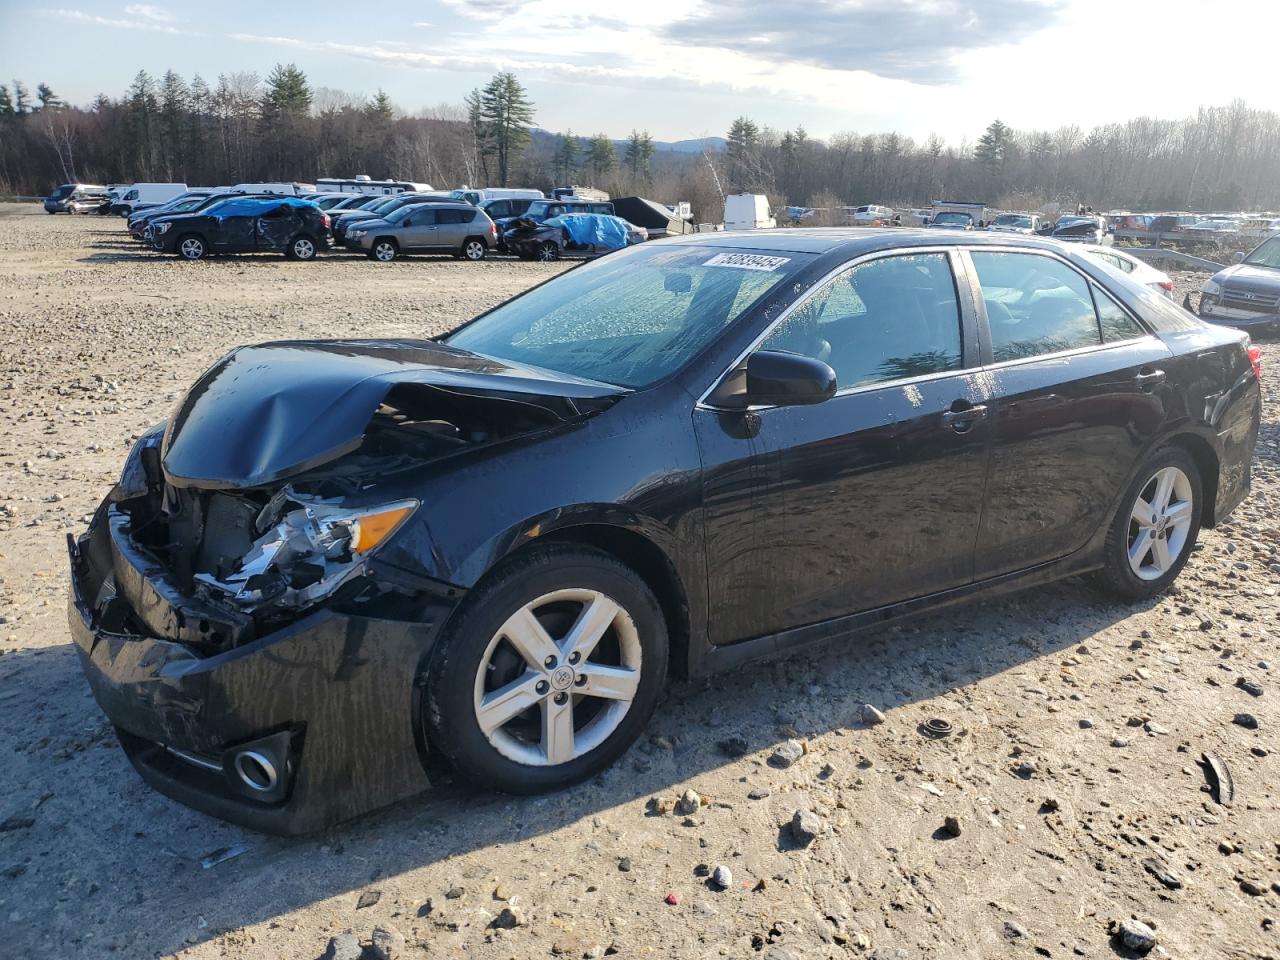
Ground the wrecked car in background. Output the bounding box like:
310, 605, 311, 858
1198, 234, 1280, 332
505, 213, 642, 261
70, 230, 1260, 834
150, 196, 330, 261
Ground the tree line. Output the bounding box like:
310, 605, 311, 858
4, 65, 1280, 222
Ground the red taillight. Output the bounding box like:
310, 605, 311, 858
1159, 280, 1173, 292
490, 222, 497, 237
1247, 343, 1262, 381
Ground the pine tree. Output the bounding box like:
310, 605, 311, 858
553, 130, 578, 184
588, 134, 615, 183
726, 116, 767, 192
36, 83, 64, 110
159, 70, 189, 176
974, 119, 1012, 172
12, 80, 30, 113
264, 63, 311, 117
624, 129, 655, 184
127, 70, 158, 176
0, 85, 13, 119
365, 90, 394, 123
477, 72, 534, 186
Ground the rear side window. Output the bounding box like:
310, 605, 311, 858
436, 208, 471, 224
1092, 284, 1145, 342
970, 252, 1101, 361
486, 200, 511, 218
762, 253, 964, 389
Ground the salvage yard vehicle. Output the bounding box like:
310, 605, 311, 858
1080, 244, 1175, 297
505, 213, 641, 261
1198, 234, 1280, 332
350, 200, 498, 262
128, 191, 238, 240
1049, 215, 1107, 244
43, 183, 111, 214
150, 196, 330, 261
69, 229, 1261, 834
109, 182, 188, 217
927, 211, 976, 230
987, 213, 1042, 235
332, 193, 455, 245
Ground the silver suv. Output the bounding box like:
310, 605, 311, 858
349, 201, 497, 262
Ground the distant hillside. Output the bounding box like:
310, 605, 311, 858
529, 130, 726, 154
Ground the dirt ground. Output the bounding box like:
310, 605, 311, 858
1, 205, 1278, 960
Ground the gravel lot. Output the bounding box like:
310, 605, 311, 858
1, 205, 1279, 960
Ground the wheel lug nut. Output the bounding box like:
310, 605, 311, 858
568, 652, 580, 665
536, 680, 549, 695
575, 674, 588, 686
544, 655, 557, 669
554, 692, 568, 705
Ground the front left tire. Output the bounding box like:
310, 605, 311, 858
425, 544, 668, 793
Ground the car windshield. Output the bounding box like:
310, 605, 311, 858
384, 204, 424, 223
445, 244, 812, 388
50, 185, 75, 199
993, 215, 1032, 228
1245, 237, 1280, 269
934, 213, 970, 225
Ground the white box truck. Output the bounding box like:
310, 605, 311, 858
111, 183, 188, 216
723, 193, 776, 231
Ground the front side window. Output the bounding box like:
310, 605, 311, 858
1245, 237, 1280, 269
445, 244, 809, 388
971, 251, 1101, 361
761, 253, 964, 389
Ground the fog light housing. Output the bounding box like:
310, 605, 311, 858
222, 729, 299, 804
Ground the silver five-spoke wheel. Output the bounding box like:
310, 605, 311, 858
473, 588, 641, 767
179, 237, 205, 260
1127, 465, 1194, 580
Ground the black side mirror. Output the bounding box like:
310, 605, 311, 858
746, 350, 837, 406
1232, 251, 1246, 264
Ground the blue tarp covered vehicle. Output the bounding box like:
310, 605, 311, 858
505, 213, 639, 261
203, 195, 320, 219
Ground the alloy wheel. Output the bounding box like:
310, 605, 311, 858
293, 237, 315, 260
464, 240, 485, 261
179, 237, 204, 260
1127, 466, 1194, 580
374, 242, 396, 262
472, 588, 642, 767
538, 242, 559, 262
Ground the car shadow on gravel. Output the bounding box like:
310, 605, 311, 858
0, 574, 1160, 958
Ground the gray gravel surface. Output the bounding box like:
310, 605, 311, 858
1, 206, 1279, 959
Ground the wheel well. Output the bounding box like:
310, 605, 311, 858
1164, 433, 1220, 527
375, 236, 398, 248
543, 525, 691, 679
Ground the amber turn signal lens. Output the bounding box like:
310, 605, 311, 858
351, 503, 417, 553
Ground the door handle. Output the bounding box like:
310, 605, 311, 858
1134, 368, 1166, 391
941, 403, 987, 432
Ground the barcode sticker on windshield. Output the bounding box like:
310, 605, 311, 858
703, 253, 791, 271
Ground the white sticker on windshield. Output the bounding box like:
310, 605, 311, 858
703, 252, 791, 271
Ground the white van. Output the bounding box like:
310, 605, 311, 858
316, 176, 433, 195
112, 182, 188, 216
227, 182, 317, 196
851, 204, 895, 225
449, 187, 544, 206
723, 193, 776, 231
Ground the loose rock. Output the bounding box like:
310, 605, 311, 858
368, 924, 406, 960
770, 739, 804, 768
710, 864, 732, 889
791, 808, 824, 845
322, 933, 362, 960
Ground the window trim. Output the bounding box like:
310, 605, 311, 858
957, 245, 1157, 368
697, 246, 977, 410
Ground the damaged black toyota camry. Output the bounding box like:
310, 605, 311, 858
70, 231, 1261, 834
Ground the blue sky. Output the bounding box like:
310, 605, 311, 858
2, 0, 1277, 143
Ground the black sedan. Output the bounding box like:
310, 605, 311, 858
151, 196, 330, 260
69, 231, 1261, 834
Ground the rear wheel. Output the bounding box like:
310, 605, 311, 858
425, 544, 668, 793
460, 238, 487, 261
286, 234, 317, 260
538, 241, 560, 262
369, 239, 398, 262
176, 234, 207, 261
1093, 447, 1202, 600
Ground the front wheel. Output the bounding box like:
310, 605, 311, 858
368, 239, 398, 262
425, 544, 668, 793
537, 241, 560, 262
286, 234, 317, 260
176, 234, 207, 261
1092, 447, 1202, 600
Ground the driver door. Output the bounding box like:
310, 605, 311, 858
399, 208, 437, 250
695, 250, 992, 645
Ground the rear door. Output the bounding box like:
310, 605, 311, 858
695, 249, 992, 644
254, 203, 296, 251
434, 208, 471, 250
964, 248, 1172, 577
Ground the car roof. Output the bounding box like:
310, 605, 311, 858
658, 228, 1082, 256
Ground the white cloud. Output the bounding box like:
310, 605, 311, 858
123, 3, 175, 22
42, 7, 187, 34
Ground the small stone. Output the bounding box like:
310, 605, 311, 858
1240, 878, 1267, 896
710, 864, 732, 889
617, 857, 632, 872
493, 883, 511, 901
717, 736, 749, 758
1233, 713, 1260, 730
664, 892, 679, 906
490, 906, 525, 929
1014, 760, 1038, 778
791, 808, 824, 845
1144, 721, 1169, 736
1236, 677, 1264, 697
356, 889, 382, 910
1113, 918, 1157, 955
322, 934, 362, 960
1079, 718, 1094, 729
943, 815, 962, 837
674, 788, 702, 816
1003, 921, 1028, 939
770, 739, 804, 768
1112, 737, 1130, 748
1042, 797, 1061, 812
369, 924, 406, 960
861, 704, 887, 725
444, 885, 464, 899
747, 787, 771, 800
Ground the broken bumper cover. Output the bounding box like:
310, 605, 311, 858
68, 534, 451, 836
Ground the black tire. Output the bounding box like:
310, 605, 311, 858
368, 238, 398, 262
1092, 446, 1203, 600
286, 234, 317, 260
537, 241, 560, 262
425, 543, 669, 793
459, 237, 487, 261
175, 234, 207, 261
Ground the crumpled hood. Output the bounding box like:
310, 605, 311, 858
1213, 263, 1280, 290
162, 339, 624, 490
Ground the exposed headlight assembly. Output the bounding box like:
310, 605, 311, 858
1201, 278, 1221, 297
194, 489, 417, 611
155, 221, 173, 235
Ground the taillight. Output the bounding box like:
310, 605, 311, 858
322, 213, 330, 227
489, 222, 497, 237
1247, 342, 1262, 381
1158, 280, 1173, 292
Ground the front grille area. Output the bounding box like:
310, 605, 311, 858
1222, 287, 1280, 312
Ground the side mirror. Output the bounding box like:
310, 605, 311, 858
746, 351, 837, 407
1233, 250, 1246, 264
402, 217, 415, 227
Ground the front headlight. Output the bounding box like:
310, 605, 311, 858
349, 229, 367, 239
117, 422, 167, 497
1201, 278, 1222, 297
193, 491, 418, 610
155, 222, 173, 235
